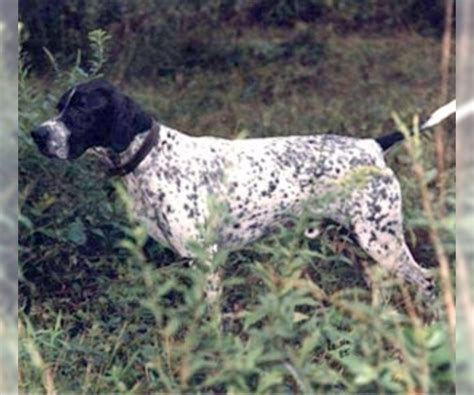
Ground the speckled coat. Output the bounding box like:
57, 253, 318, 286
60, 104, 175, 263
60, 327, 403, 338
117, 124, 432, 297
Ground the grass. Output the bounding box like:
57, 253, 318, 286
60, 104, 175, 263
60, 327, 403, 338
19, 26, 455, 394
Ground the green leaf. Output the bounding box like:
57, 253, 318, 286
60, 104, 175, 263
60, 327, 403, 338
353, 363, 378, 386
338, 355, 378, 386
66, 220, 87, 245
380, 368, 405, 392
426, 325, 447, 350
19, 213, 33, 229
293, 312, 310, 323
243, 309, 268, 330
257, 370, 283, 393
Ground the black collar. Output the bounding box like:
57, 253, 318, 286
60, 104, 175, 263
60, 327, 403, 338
108, 122, 160, 177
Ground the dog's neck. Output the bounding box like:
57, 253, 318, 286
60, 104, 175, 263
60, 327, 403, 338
109, 122, 160, 176
90, 122, 161, 176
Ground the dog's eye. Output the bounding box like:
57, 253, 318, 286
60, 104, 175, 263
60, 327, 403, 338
86, 95, 107, 109
72, 96, 94, 112
77, 97, 89, 108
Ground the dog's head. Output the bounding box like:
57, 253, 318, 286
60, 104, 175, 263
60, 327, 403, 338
31, 79, 153, 160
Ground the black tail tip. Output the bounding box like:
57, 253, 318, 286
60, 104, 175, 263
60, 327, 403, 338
375, 131, 405, 151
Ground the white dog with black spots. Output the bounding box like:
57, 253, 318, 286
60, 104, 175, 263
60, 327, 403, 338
31, 79, 455, 303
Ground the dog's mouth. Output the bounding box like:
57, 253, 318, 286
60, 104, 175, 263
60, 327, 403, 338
36, 145, 57, 159
31, 129, 54, 158
33, 137, 69, 160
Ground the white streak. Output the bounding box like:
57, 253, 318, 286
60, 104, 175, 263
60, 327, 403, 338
421, 99, 456, 130
61, 87, 77, 114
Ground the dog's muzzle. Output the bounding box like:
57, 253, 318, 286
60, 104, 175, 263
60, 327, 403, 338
31, 119, 71, 159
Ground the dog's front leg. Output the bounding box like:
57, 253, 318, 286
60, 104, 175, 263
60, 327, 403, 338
205, 269, 223, 305
199, 244, 224, 326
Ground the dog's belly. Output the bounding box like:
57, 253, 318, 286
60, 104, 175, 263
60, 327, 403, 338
124, 171, 308, 255
215, 182, 348, 250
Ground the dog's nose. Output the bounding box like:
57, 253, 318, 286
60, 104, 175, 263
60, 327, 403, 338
31, 126, 49, 147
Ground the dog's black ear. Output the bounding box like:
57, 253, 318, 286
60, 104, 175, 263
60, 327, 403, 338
109, 91, 153, 152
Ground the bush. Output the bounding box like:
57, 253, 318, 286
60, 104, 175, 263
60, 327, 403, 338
19, 0, 446, 79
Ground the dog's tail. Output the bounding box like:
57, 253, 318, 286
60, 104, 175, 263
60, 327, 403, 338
375, 100, 456, 151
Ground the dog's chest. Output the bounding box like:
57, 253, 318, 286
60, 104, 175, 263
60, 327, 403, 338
123, 174, 172, 248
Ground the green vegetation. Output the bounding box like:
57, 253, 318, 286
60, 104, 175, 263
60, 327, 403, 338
20, 0, 446, 78
19, 2, 455, 393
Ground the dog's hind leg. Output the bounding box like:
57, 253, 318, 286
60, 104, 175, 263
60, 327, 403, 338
348, 170, 434, 299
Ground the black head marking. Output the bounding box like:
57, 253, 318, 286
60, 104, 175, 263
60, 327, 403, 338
108, 88, 152, 152
55, 78, 153, 159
